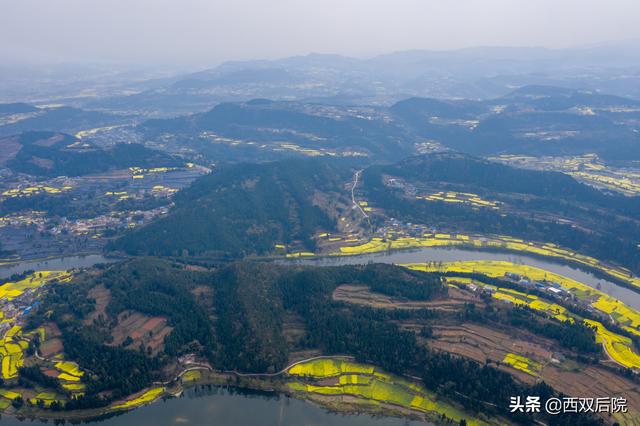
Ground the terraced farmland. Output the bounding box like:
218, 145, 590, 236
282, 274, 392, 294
286, 358, 484, 425
416, 191, 500, 209
405, 261, 640, 370
0, 271, 72, 381
502, 353, 542, 377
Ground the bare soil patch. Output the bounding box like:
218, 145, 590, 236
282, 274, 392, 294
192, 286, 214, 309
283, 311, 307, 350
40, 338, 63, 358
84, 284, 111, 325
332, 284, 478, 312
109, 310, 173, 355
28, 156, 54, 169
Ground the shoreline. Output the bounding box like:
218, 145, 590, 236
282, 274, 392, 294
301, 235, 640, 295
0, 363, 444, 425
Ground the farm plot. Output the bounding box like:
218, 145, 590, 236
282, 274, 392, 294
84, 285, 111, 325
416, 191, 500, 209
109, 311, 173, 355
39, 323, 63, 358
405, 261, 640, 369
332, 284, 470, 312
334, 233, 640, 294
502, 353, 542, 377
542, 363, 640, 425
29, 391, 65, 408
111, 387, 165, 410
287, 358, 484, 425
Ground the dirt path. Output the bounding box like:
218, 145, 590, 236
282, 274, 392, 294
350, 170, 370, 227
225, 355, 355, 378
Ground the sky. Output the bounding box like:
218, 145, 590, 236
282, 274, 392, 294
2, 0, 640, 68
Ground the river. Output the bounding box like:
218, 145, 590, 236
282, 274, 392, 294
6, 249, 636, 309
0, 387, 432, 426
289, 247, 640, 310
0, 254, 115, 280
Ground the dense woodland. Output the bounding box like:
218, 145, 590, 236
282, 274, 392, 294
6, 131, 180, 177
110, 159, 348, 257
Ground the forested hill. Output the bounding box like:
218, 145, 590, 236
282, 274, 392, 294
2, 131, 181, 177
138, 100, 414, 160
390, 86, 640, 160
109, 159, 350, 257
362, 153, 640, 274
367, 152, 640, 210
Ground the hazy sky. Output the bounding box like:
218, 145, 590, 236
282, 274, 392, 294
2, 0, 640, 68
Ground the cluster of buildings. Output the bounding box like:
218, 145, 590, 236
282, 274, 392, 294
50, 206, 170, 237
0, 212, 48, 232
0, 288, 40, 337
504, 272, 571, 297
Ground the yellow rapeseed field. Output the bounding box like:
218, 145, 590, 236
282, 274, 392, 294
111, 387, 165, 410
287, 358, 485, 425
416, 191, 500, 209
55, 361, 84, 378
584, 320, 640, 369
502, 353, 542, 376
408, 261, 640, 369
334, 233, 640, 293
0, 271, 72, 301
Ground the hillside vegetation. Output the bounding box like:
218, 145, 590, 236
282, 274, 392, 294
3, 131, 180, 177
363, 153, 640, 274
110, 159, 348, 257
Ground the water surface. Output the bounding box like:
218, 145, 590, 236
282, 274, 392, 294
0, 254, 115, 279
291, 247, 640, 310
0, 387, 432, 426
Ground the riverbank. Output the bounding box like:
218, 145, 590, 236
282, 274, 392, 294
0, 254, 121, 279
1, 358, 464, 426
327, 233, 640, 294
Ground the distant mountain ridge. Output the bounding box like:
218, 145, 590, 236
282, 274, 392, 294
85, 43, 640, 115
0, 102, 38, 115
139, 99, 414, 160
136, 85, 640, 162
0, 103, 131, 137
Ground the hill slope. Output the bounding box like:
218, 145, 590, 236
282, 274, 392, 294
2, 131, 180, 177
139, 100, 413, 161
110, 159, 350, 257
362, 152, 640, 273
